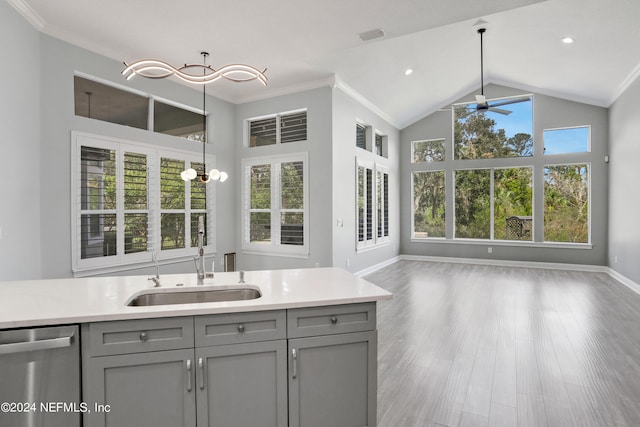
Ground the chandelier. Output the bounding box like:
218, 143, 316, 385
123, 52, 267, 183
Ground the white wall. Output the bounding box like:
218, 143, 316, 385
608, 77, 640, 283
400, 84, 609, 266
331, 89, 400, 273
0, 1, 42, 280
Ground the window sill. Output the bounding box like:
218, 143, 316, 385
72, 253, 216, 278
410, 237, 593, 250
242, 248, 309, 259
356, 241, 391, 254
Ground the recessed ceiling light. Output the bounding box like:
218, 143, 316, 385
404, 69, 414, 76
562, 37, 574, 44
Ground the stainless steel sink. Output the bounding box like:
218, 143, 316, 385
126, 287, 261, 306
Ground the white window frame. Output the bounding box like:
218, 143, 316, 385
245, 109, 308, 147
71, 132, 216, 275
356, 158, 390, 251
241, 153, 309, 257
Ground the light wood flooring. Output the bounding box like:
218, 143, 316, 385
365, 260, 640, 427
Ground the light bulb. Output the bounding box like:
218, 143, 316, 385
219, 171, 228, 182
180, 171, 190, 181
209, 169, 221, 181
186, 168, 197, 180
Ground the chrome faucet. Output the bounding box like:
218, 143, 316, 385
148, 250, 161, 287
193, 215, 210, 284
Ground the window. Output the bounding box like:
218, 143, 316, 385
453, 95, 533, 160
357, 160, 389, 249
356, 124, 367, 150
412, 171, 445, 238
242, 154, 308, 256
454, 167, 532, 240
412, 139, 445, 163
248, 110, 307, 147
74, 75, 206, 141
544, 164, 589, 243
544, 126, 590, 154
72, 133, 215, 273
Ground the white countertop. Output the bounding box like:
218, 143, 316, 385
0, 268, 392, 329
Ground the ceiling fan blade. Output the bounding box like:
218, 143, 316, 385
488, 107, 512, 115
488, 96, 531, 108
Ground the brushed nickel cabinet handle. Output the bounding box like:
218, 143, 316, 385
198, 357, 205, 390
139, 332, 148, 341
237, 324, 245, 333
330, 316, 338, 324
186, 359, 192, 392
292, 348, 298, 379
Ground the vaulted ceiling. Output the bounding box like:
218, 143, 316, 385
10, 0, 640, 128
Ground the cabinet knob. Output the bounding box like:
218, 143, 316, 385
330, 316, 338, 324
237, 324, 245, 333
139, 332, 148, 341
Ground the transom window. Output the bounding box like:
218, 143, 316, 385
247, 110, 307, 147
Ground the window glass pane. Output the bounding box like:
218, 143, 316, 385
154, 100, 204, 141
190, 161, 207, 210
74, 76, 148, 130
161, 213, 185, 250
413, 171, 445, 238
356, 124, 366, 149
124, 152, 147, 210
251, 165, 271, 209
81, 146, 116, 210
191, 214, 207, 248
455, 169, 491, 238
454, 95, 533, 160
160, 158, 185, 209
544, 127, 589, 155
281, 212, 303, 245
412, 139, 445, 163
375, 134, 383, 156
281, 112, 307, 143
249, 117, 277, 147
357, 166, 365, 242
383, 173, 389, 237
80, 213, 116, 259
124, 213, 148, 254
250, 212, 271, 243
377, 172, 383, 238
494, 168, 533, 241
544, 164, 589, 243
366, 168, 373, 240
281, 161, 304, 210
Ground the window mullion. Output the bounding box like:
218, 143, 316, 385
490, 168, 495, 240
273, 162, 281, 246
116, 146, 125, 260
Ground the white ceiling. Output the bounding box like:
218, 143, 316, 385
10, 0, 640, 128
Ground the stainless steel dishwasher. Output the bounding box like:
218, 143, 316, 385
0, 325, 80, 427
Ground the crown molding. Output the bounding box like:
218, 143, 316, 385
332, 76, 399, 129
609, 61, 640, 107
6, 0, 45, 30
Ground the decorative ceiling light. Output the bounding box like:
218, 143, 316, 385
122, 54, 268, 86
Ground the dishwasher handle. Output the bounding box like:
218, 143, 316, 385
0, 333, 74, 355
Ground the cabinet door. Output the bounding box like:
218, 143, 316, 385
195, 340, 287, 427
84, 349, 196, 427
289, 331, 377, 427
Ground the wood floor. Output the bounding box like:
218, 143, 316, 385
365, 260, 640, 427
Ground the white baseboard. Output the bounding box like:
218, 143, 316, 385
607, 268, 640, 295
356, 254, 640, 296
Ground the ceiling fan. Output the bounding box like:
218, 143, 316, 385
474, 27, 530, 115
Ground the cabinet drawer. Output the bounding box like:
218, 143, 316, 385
195, 310, 286, 347
287, 303, 376, 338
88, 317, 194, 356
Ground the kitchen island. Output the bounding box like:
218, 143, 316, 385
0, 267, 391, 427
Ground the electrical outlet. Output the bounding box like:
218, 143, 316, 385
488, 247, 492, 254
346, 258, 351, 267
315, 262, 320, 268
614, 255, 618, 264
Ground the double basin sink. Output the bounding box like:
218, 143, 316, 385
126, 285, 261, 307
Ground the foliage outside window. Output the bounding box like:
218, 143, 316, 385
242, 154, 308, 256
357, 160, 389, 250
412, 139, 445, 163
544, 164, 589, 243
455, 167, 532, 240
544, 126, 590, 155
248, 110, 307, 147
72, 133, 215, 274
453, 96, 533, 160
412, 171, 445, 238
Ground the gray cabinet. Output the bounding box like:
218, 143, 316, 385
287, 303, 378, 427
83, 311, 287, 427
